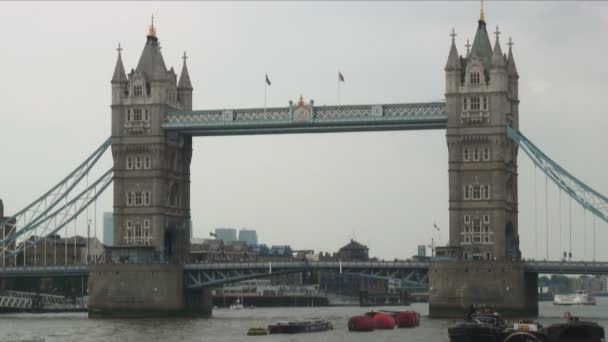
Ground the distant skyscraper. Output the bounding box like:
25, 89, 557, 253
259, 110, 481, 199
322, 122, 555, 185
238, 229, 258, 245
103, 212, 113, 246
215, 228, 237, 242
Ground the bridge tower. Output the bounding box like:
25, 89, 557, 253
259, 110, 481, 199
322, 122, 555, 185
430, 9, 536, 318
444, 11, 520, 261
110, 20, 192, 264
89, 20, 210, 318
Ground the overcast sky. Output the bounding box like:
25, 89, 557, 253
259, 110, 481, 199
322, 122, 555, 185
1, 1, 607, 261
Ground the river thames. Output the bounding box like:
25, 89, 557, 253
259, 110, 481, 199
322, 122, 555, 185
2, 299, 608, 342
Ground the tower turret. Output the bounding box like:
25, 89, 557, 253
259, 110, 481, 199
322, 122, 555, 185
111, 43, 128, 105
445, 28, 462, 94
177, 52, 193, 111
490, 26, 507, 91
507, 37, 519, 107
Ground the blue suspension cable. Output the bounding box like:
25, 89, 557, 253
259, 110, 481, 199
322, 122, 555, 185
534, 167, 538, 259
545, 173, 549, 260
569, 196, 572, 261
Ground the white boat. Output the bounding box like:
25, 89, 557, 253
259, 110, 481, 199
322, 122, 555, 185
553, 291, 596, 305
229, 298, 244, 310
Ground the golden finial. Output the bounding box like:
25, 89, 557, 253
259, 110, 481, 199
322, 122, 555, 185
148, 15, 157, 37
480, 0, 485, 22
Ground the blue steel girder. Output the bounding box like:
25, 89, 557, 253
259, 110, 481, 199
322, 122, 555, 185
182, 261, 430, 289
163, 102, 448, 136
507, 126, 608, 224
525, 261, 608, 275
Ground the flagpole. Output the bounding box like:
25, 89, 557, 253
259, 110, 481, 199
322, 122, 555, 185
337, 72, 341, 105
264, 79, 267, 114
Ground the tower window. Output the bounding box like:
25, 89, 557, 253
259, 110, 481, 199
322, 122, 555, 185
135, 192, 143, 206
470, 72, 481, 85
126, 192, 134, 206
144, 192, 151, 206
144, 155, 151, 169
483, 185, 491, 200
483, 148, 490, 161
464, 185, 471, 200
473, 148, 480, 161
133, 108, 142, 121
483, 97, 488, 110
135, 156, 142, 169
134, 85, 143, 97
463, 148, 470, 161
472, 185, 481, 200
463, 98, 468, 111
471, 97, 480, 110
126, 156, 133, 170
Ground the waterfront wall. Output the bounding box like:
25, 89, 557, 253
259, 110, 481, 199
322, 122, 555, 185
429, 261, 538, 318
88, 264, 210, 318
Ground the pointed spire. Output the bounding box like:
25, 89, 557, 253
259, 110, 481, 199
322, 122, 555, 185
445, 28, 461, 71
136, 17, 167, 81
148, 15, 157, 38
480, 0, 485, 23
507, 37, 519, 77
178, 51, 193, 89
465, 39, 471, 57
491, 26, 506, 68
112, 43, 127, 83
470, 8, 493, 72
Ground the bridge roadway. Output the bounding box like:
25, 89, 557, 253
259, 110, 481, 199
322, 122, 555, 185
1, 261, 607, 288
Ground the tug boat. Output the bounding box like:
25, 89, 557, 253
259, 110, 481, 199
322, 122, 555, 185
543, 312, 605, 342
267, 318, 331, 334
448, 307, 506, 342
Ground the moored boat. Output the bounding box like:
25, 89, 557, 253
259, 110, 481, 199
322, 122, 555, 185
246, 327, 268, 336
366, 311, 395, 330
448, 307, 506, 342
553, 291, 596, 306
501, 321, 549, 342
383, 310, 420, 328
348, 315, 375, 332
267, 318, 331, 334
544, 313, 605, 342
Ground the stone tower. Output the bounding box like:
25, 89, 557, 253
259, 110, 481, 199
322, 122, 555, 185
110, 20, 193, 264
444, 13, 520, 260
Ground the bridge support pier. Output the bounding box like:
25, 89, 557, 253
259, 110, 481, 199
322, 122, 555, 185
429, 261, 538, 318
88, 264, 211, 318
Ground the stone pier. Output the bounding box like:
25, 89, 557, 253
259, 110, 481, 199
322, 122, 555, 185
88, 264, 211, 318
429, 261, 538, 318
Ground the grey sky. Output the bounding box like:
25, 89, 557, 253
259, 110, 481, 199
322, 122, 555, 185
1, 1, 607, 261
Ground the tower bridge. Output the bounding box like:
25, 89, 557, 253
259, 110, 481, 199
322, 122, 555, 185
1, 11, 608, 318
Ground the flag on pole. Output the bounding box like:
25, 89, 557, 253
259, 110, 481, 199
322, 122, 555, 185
433, 223, 440, 231
338, 71, 345, 82
265, 74, 271, 86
